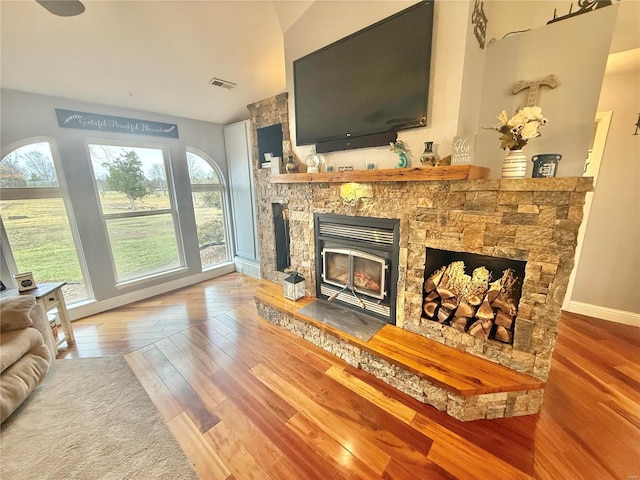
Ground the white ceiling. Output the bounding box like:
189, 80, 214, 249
1, 1, 637, 127
0, 0, 312, 125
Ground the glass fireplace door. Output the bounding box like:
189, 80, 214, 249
322, 248, 387, 300
323, 249, 350, 288
353, 254, 385, 299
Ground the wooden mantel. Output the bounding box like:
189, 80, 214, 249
269, 165, 489, 184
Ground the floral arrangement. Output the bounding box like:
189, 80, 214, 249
487, 106, 548, 150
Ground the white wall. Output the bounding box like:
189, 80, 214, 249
283, 1, 619, 177
474, 5, 618, 178
485, 0, 638, 55
456, 1, 488, 139
570, 67, 640, 318
1, 89, 234, 317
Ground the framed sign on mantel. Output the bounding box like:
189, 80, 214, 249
451, 135, 475, 165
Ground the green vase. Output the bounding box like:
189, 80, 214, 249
395, 152, 408, 168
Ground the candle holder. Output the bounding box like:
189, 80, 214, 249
283, 271, 305, 301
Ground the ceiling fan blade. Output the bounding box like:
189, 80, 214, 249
36, 0, 85, 17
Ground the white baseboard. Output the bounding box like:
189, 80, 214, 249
565, 301, 640, 328
68, 263, 236, 321
234, 257, 261, 279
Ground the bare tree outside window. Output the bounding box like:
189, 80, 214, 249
22, 150, 56, 185
89, 144, 124, 164
187, 151, 219, 184
187, 150, 229, 269
0, 152, 26, 187
148, 162, 168, 195
1, 144, 59, 188
0, 141, 88, 304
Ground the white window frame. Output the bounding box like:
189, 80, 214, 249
0, 137, 92, 300
86, 139, 186, 286
187, 147, 233, 269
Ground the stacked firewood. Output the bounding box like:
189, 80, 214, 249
422, 261, 520, 343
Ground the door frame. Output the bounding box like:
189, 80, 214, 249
562, 111, 612, 311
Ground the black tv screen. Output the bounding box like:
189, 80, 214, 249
294, 1, 434, 151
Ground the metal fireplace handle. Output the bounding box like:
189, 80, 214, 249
327, 283, 366, 311
327, 284, 349, 302
348, 284, 367, 310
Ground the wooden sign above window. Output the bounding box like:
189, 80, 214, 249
55, 109, 179, 138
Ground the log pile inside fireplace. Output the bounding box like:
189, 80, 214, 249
422, 261, 522, 344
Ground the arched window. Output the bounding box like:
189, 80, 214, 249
0, 139, 90, 304
187, 149, 231, 269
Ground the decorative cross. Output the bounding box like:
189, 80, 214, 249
512, 74, 559, 106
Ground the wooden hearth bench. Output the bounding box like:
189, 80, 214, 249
254, 280, 545, 421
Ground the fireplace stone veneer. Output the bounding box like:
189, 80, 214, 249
249, 93, 592, 421
252, 142, 591, 417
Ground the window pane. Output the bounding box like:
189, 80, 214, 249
105, 214, 181, 282
192, 191, 230, 268
1, 142, 59, 188
88, 145, 170, 213
0, 198, 88, 304
187, 152, 221, 184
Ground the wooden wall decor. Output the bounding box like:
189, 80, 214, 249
472, 0, 488, 49
512, 74, 559, 107
548, 0, 614, 24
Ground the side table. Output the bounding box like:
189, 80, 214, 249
1, 282, 75, 356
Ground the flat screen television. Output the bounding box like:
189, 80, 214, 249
293, 1, 434, 153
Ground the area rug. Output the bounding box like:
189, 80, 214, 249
0, 357, 199, 480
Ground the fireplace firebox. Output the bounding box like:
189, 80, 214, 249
314, 214, 400, 324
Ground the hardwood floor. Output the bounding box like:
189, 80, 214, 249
60, 273, 639, 480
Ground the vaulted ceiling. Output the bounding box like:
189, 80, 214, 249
1, 1, 637, 127
0, 1, 312, 125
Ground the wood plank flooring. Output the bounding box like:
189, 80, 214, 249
254, 281, 544, 396
60, 273, 639, 480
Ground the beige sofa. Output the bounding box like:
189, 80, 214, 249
0, 296, 53, 423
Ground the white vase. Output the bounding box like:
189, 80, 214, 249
502, 149, 527, 179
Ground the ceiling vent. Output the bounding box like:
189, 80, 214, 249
209, 77, 236, 89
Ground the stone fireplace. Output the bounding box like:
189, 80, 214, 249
247, 95, 592, 419
253, 171, 592, 384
